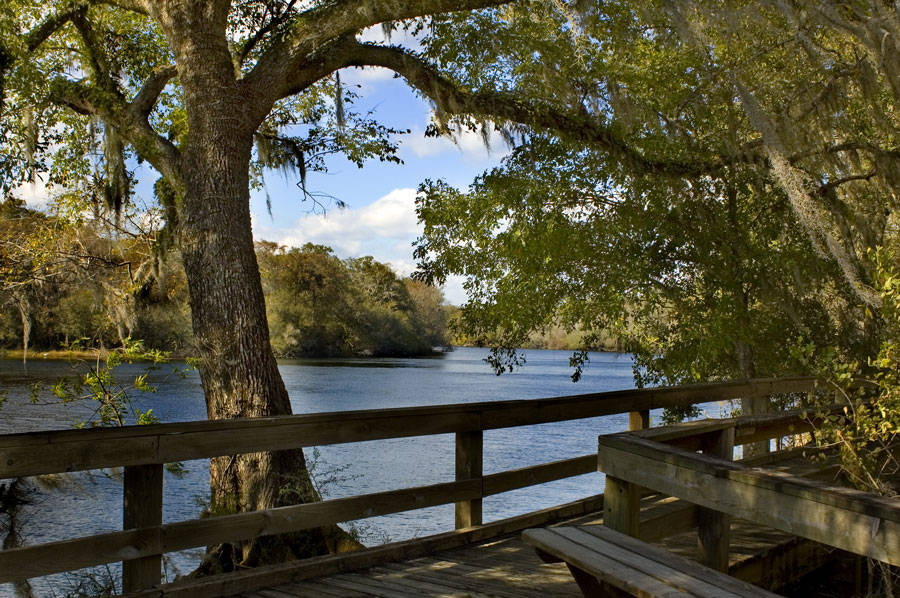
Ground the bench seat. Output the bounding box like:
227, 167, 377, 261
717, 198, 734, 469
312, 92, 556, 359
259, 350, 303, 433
522, 525, 782, 598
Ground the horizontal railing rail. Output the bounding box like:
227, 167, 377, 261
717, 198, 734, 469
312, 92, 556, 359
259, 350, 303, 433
0, 376, 830, 592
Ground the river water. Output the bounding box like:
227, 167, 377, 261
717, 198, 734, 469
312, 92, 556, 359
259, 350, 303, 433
0, 347, 650, 595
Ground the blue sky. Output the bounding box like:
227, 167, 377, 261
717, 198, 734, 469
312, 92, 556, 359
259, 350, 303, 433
247, 64, 509, 305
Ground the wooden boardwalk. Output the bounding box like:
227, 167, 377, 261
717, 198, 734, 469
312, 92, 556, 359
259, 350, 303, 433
241, 533, 584, 598
237, 450, 840, 598
1, 377, 862, 597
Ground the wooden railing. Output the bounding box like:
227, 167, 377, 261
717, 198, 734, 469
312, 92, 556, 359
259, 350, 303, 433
0, 377, 824, 592
597, 410, 900, 572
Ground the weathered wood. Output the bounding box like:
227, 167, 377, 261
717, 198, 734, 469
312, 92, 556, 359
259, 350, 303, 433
603, 434, 900, 523
628, 410, 649, 431
0, 478, 480, 582
483, 454, 596, 496
742, 395, 771, 457
523, 526, 783, 598
455, 430, 483, 528
730, 537, 834, 592
123, 463, 164, 592
129, 494, 604, 598
603, 476, 640, 537
597, 435, 900, 566
639, 502, 699, 543
697, 428, 734, 572
633, 403, 852, 452
0, 376, 837, 592
0, 377, 823, 478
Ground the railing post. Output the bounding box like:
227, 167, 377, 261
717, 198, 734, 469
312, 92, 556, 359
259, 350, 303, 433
123, 463, 163, 593
697, 427, 734, 572
603, 476, 641, 537
628, 409, 649, 431
742, 394, 770, 456
455, 430, 483, 528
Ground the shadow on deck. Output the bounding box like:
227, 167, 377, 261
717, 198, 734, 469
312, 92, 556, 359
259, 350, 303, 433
235, 450, 841, 598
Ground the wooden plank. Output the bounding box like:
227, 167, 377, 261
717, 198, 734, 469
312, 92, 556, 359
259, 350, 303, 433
570, 526, 782, 598
0, 436, 160, 478
306, 574, 428, 598
603, 476, 640, 537
629, 410, 650, 431
157, 411, 482, 463
638, 503, 699, 543
597, 436, 900, 566
375, 563, 561, 598
273, 580, 370, 598
523, 527, 698, 597
742, 395, 770, 457
730, 537, 833, 591
123, 463, 164, 592
0, 527, 156, 582
482, 454, 596, 496
603, 434, 900, 523
455, 430, 483, 528
0, 478, 480, 582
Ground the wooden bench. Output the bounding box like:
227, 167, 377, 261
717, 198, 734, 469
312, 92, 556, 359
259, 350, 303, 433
522, 524, 783, 597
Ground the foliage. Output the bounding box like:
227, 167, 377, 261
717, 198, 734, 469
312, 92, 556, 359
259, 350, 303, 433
258, 242, 450, 357
36, 337, 168, 428
810, 248, 900, 496
415, 1, 898, 387
0, 208, 448, 358
802, 246, 900, 596
0, 196, 194, 354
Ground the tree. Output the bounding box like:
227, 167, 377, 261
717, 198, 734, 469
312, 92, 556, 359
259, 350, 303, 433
415, 1, 899, 386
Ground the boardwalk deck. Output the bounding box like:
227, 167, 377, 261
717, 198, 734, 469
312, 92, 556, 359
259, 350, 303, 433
238, 451, 839, 598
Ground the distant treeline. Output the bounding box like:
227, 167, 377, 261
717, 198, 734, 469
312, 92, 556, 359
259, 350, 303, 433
0, 199, 450, 357
258, 242, 449, 357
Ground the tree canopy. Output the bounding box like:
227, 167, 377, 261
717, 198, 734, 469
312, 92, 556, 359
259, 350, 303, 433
415, 1, 899, 385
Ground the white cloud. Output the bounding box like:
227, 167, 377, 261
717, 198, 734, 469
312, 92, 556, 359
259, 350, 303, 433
345, 66, 395, 84
254, 187, 422, 257
12, 178, 52, 209
441, 274, 468, 306
402, 123, 511, 164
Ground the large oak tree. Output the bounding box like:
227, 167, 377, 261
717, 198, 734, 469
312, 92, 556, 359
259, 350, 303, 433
0, 0, 641, 570
415, 0, 899, 387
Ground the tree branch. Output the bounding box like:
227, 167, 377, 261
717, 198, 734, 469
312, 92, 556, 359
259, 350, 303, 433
817, 170, 877, 196
235, 0, 300, 69
130, 65, 178, 118
342, 43, 733, 177
50, 78, 181, 184
245, 0, 511, 100
1, 1, 149, 119
71, 10, 120, 94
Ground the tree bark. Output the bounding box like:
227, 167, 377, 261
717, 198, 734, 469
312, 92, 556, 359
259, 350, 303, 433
177, 104, 335, 568
167, 13, 339, 569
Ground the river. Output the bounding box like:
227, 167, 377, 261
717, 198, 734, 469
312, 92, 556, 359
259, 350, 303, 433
0, 347, 646, 595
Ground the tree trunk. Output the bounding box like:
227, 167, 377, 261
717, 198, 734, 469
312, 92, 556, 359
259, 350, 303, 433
145, 5, 359, 571
15, 294, 30, 365
175, 68, 332, 573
